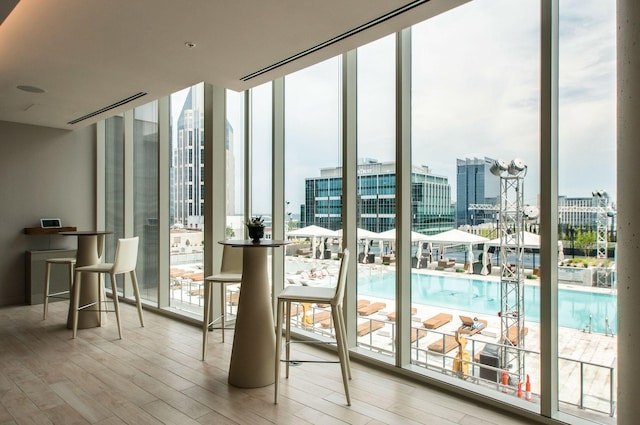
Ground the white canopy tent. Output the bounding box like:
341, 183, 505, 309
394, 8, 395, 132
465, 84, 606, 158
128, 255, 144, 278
485, 231, 541, 249
287, 225, 334, 259
428, 229, 489, 273
483, 231, 540, 275
376, 228, 431, 262
331, 228, 380, 240
331, 228, 381, 263
287, 225, 334, 238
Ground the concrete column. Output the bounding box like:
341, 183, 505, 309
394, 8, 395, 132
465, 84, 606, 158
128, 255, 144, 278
617, 0, 640, 423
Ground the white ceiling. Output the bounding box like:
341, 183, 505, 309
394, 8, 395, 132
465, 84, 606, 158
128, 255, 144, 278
0, 0, 467, 130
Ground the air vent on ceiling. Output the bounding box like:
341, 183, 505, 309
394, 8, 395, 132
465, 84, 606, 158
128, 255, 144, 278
240, 0, 431, 82
67, 92, 147, 125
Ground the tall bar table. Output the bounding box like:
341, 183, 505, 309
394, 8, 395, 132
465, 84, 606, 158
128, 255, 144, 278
60, 230, 112, 329
220, 239, 289, 388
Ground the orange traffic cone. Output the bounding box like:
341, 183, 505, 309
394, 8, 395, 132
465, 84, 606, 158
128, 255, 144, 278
525, 374, 532, 401
517, 382, 524, 398
501, 369, 509, 393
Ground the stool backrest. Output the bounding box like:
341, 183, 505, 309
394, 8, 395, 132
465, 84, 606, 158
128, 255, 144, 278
331, 248, 349, 305
219, 245, 243, 275
112, 237, 140, 274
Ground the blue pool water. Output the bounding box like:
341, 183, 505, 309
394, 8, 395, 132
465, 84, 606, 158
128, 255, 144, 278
358, 272, 617, 334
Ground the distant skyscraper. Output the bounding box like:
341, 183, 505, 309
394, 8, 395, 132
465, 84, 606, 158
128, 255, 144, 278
301, 159, 454, 234
456, 157, 499, 226
172, 85, 234, 228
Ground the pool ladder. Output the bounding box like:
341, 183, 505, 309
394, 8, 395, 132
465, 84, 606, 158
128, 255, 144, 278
582, 315, 592, 334
582, 314, 615, 336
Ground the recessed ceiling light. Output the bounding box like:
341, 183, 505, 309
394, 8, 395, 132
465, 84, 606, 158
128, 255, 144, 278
184, 42, 196, 49
17, 85, 46, 94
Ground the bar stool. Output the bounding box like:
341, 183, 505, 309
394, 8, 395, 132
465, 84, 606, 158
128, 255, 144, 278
72, 237, 144, 339
202, 245, 242, 360
43, 257, 76, 320
274, 248, 351, 405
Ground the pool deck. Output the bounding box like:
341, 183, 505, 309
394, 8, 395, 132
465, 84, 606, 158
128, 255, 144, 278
285, 255, 617, 422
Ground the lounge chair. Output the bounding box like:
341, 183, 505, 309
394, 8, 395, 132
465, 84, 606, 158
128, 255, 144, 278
505, 325, 529, 345
427, 334, 458, 354
357, 302, 386, 316
357, 299, 371, 309
410, 327, 428, 343
302, 309, 331, 327
386, 308, 417, 321
357, 319, 385, 336
422, 313, 453, 329
437, 258, 455, 268
457, 315, 487, 335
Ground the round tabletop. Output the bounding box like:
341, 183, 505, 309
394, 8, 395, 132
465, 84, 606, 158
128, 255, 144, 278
220, 239, 290, 248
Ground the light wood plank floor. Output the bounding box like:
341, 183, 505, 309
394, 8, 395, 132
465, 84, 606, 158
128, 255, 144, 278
0, 301, 538, 425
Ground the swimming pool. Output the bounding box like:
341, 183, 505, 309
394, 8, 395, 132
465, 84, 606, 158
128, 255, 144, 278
358, 272, 617, 334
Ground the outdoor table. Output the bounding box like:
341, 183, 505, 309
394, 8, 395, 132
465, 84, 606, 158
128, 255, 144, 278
220, 239, 290, 388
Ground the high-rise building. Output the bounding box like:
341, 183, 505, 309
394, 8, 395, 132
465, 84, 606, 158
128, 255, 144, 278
172, 86, 235, 228
301, 159, 454, 234
456, 157, 500, 226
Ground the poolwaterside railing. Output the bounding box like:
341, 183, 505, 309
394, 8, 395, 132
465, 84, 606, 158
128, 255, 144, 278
166, 281, 616, 419
354, 317, 617, 419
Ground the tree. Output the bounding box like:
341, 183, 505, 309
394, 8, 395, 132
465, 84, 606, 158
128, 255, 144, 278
226, 225, 235, 238
574, 230, 596, 257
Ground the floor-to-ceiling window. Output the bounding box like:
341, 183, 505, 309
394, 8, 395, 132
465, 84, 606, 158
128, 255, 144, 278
133, 101, 159, 302
168, 84, 205, 315
104, 114, 124, 265
355, 34, 398, 356
226, 89, 245, 231
411, 0, 542, 412
283, 57, 341, 334
250, 83, 273, 224
557, 0, 617, 420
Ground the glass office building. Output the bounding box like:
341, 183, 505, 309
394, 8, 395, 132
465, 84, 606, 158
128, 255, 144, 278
456, 157, 500, 226
301, 159, 454, 234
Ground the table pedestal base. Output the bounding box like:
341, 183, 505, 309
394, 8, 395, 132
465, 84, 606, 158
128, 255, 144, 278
66, 235, 107, 329
228, 247, 276, 388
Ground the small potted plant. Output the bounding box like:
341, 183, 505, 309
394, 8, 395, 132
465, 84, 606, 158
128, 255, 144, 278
246, 216, 265, 242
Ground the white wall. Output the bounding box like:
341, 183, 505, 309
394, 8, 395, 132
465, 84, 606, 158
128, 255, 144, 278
0, 121, 95, 306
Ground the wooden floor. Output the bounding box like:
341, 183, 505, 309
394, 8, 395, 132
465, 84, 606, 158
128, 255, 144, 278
0, 301, 536, 425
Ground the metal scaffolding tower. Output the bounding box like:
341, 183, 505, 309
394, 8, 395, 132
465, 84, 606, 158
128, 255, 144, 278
593, 191, 609, 287
471, 197, 616, 289
491, 159, 527, 384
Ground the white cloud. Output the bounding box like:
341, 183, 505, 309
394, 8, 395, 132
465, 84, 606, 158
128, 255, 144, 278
247, 0, 616, 213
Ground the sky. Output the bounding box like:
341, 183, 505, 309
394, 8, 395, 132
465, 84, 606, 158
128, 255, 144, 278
174, 0, 617, 217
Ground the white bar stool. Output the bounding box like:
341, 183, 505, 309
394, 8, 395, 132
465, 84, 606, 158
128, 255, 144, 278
202, 245, 242, 360
274, 248, 352, 405
43, 257, 76, 320
72, 237, 144, 339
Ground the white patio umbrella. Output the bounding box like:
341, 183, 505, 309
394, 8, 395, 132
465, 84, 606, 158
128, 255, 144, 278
415, 241, 423, 268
